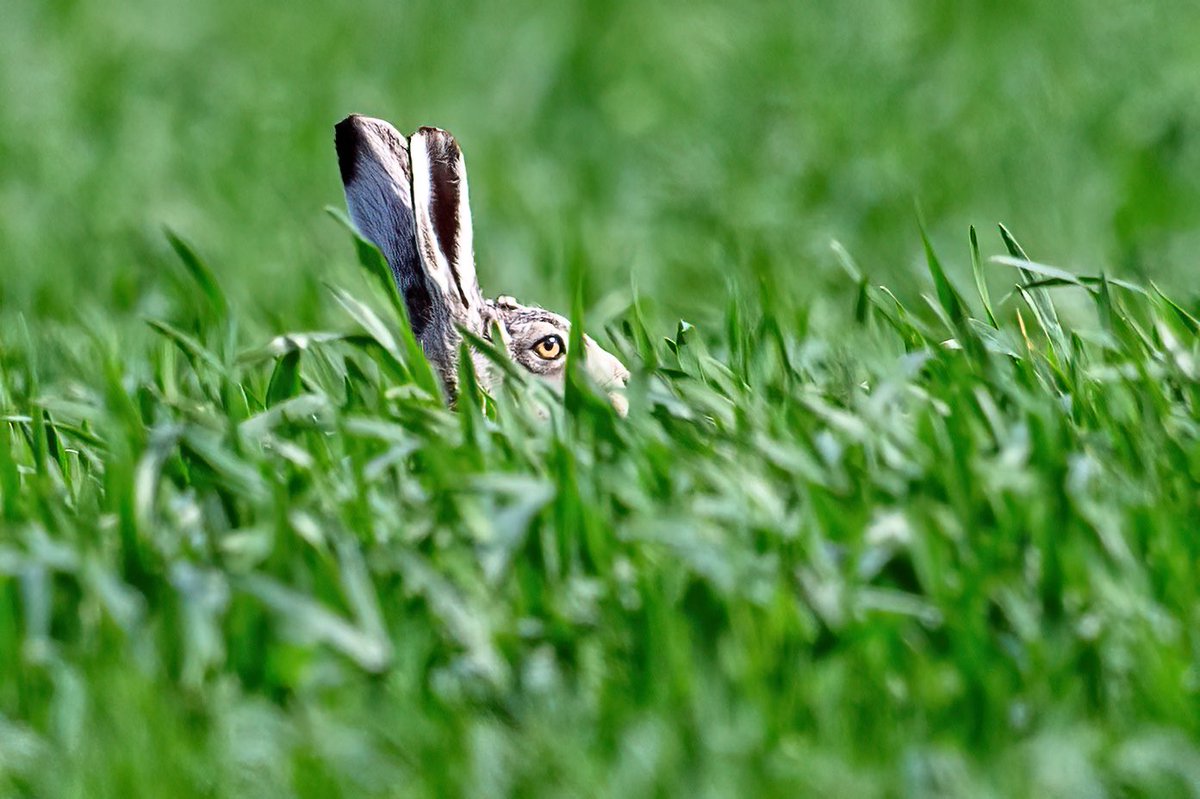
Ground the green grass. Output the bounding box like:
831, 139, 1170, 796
5, 0, 1200, 796
3, 221, 1200, 796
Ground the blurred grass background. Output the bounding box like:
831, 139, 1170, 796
4, 0, 1200, 330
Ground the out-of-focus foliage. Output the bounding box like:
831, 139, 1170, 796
4, 0, 1200, 327
1, 219, 1199, 796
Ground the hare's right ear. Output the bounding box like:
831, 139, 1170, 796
408, 126, 488, 338
334, 114, 456, 366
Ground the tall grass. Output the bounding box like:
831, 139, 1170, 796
1, 220, 1198, 797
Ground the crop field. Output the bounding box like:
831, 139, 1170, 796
3, 0, 1200, 796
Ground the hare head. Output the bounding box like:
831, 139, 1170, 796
334, 115, 629, 413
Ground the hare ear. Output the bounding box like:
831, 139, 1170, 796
334, 114, 450, 347
409, 126, 487, 336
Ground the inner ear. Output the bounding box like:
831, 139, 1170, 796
409, 126, 487, 339
428, 149, 461, 271
418, 130, 471, 310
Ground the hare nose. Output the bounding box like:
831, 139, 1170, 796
583, 339, 631, 416
584, 341, 628, 389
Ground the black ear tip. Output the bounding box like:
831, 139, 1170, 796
334, 115, 362, 185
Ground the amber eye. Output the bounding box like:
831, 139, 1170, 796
532, 334, 565, 360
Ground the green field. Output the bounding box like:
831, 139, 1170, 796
3, 0, 1200, 796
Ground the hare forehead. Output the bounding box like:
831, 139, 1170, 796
498, 306, 570, 339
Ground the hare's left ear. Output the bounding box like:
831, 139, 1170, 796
408, 127, 488, 338
335, 114, 446, 349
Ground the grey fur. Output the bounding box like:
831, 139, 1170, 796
335, 115, 629, 411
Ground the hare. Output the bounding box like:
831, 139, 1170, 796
334, 115, 630, 413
